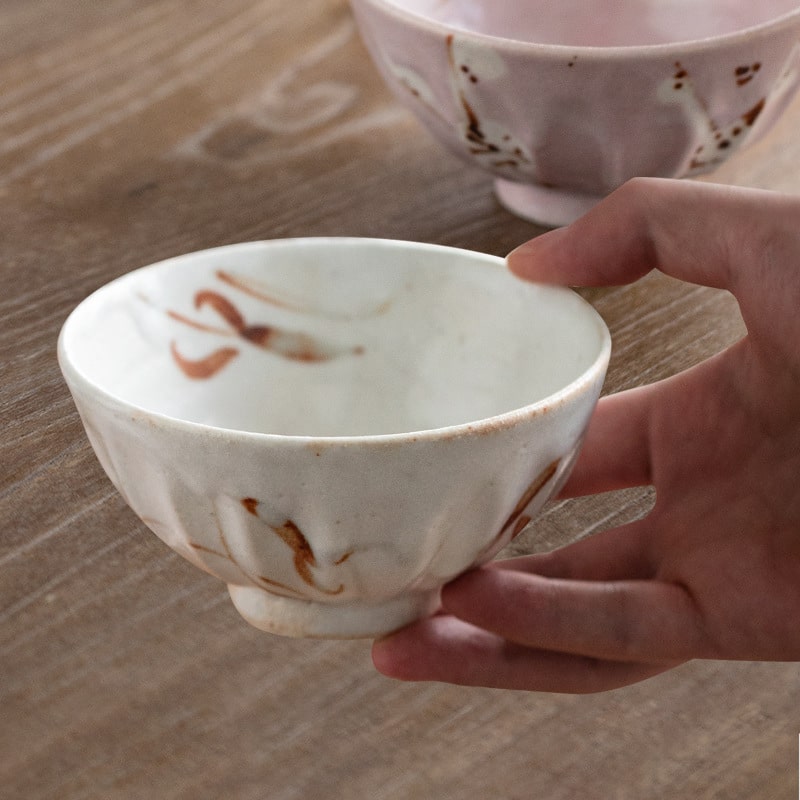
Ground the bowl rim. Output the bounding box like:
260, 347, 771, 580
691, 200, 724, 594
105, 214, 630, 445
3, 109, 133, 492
58, 237, 612, 446
350, 0, 800, 58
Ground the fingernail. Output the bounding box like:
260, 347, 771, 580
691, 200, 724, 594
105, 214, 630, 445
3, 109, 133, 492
505, 246, 531, 277
506, 228, 566, 281
506, 239, 536, 264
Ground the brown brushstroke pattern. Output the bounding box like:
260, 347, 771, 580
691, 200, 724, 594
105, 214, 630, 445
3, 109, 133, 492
216, 269, 392, 319
735, 62, 761, 87
444, 34, 530, 170
188, 537, 301, 594
193, 515, 309, 599
393, 35, 529, 171
165, 284, 362, 378
498, 458, 561, 541
196, 290, 245, 329
241, 496, 259, 516
216, 269, 316, 315
140, 510, 306, 599
741, 97, 765, 127
188, 541, 228, 558
672, 61, 768, 172
166, 309, 229, 336
242, 497, 344, 595
170, 342, 239, 379
473, 458, 561, 565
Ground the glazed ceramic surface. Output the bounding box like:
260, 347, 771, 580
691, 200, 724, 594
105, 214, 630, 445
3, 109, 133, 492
349, 0, 800, 225
58, 238, 610, 638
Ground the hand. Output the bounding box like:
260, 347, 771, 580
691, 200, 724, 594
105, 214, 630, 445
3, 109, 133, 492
372, 177, 800, 693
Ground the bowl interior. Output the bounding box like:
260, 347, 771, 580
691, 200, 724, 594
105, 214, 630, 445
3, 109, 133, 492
60, 239, 608, 438
389, 0, 799, 46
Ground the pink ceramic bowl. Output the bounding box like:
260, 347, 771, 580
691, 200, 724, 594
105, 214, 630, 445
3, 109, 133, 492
350, 0, 800, 226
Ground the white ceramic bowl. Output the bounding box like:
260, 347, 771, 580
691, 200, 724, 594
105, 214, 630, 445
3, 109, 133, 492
58, 238, 610, 638
350, 0, 800, 226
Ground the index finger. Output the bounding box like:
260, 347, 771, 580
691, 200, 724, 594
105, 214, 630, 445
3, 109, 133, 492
506, 177, 790, 297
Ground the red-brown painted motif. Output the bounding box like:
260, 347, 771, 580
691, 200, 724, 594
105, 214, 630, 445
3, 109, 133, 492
153, 271, 364, 379
474, 457, 561, 564
242, 497, 344, 595
670, 61, 767, 171
499, 458, 560, 542
444, 35, 530, 170
181, 498, 349, 600
170, 342, 239, 379
735, 62, 761, 87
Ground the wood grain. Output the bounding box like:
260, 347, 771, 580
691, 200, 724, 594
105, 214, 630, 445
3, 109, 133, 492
1, 2, 798, 798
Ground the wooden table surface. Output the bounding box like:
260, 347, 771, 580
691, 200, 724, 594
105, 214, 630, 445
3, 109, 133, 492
2, 2, 799, 797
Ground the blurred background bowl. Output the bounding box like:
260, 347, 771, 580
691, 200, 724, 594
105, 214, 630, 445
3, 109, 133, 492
350, 0, 800, 226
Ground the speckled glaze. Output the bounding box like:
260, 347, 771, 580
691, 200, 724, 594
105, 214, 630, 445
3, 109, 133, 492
349, 0, 800, 226
58, 238, 610, 638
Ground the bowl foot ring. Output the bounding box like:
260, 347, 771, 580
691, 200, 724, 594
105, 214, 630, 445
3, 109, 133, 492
494, 178, 605, 228
228, 584, 441, 639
